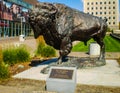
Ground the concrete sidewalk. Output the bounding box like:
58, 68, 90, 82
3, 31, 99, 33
13, 59, 120, 87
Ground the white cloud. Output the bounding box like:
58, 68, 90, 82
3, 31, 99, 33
80, 0, 84, 2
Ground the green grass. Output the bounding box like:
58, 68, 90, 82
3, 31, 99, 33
72, 35, 120, 52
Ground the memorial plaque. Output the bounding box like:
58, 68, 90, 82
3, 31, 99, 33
49, 69, 73, 79
46, 67, 77, 93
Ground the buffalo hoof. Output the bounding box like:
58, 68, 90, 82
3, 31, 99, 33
96, 59, 106, 66
57, 60, 62, 64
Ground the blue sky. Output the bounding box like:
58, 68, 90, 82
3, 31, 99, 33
38, 0, 83, 11
38, 0, 120, 21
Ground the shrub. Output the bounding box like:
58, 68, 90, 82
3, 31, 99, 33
36, 35, 56, 57
41, 46, 56, 57
3, 48, 17, 65
16, 46, 30, 62
3, 46, 30, 65
0, 62, 10, 79
36, 42, 45, 55
36, 43, 56, 57
36, 35, 46, 46
0, 46, 3, 62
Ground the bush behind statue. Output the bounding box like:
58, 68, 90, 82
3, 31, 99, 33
36, 42, 56, 57
41, 46, 56, 57
3, 45, 30, 65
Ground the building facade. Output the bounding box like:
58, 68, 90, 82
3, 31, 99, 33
83, 0, 119, 30
0, 0, 37, 38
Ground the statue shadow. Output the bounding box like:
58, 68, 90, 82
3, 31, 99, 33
30, 56, 106, 74
30, 56, 69, 67
29, 58, 58, 67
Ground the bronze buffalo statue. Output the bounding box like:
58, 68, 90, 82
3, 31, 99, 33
28, 2, 107, 64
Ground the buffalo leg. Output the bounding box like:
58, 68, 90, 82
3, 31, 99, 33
57, 36, 72, 64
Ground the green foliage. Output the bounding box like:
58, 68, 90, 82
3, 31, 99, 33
36, 42, 56, 57
0, 62, 10, 79
72, 36, 120, 52
36, 42, 45, 55
16, 46, 30, 62
104, 36, 120, 52
0, 46, 3, 62
3, 46, 30, 65
41, 46, 56, 57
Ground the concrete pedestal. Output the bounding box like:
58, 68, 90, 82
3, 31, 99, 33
89, 42, 100, 56
46, 67, 77, 93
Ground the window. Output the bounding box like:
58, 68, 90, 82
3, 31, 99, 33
113, 17, 115, 19
96, 7, 98, 9
104, 12, 106, 14
109, 22, 111, 25
100, 2, 102, 4
109, 2, 111, 4
113, 1, 115, 4
91, 12, 94, 15
109, 17, 111, 19
96, 12, 98, 15
91, 2, 93, 5
87, 7, 89, 10
87, 2, 89, 5
113, 6, 115, 9
100, 12, 102, 15
109, 12, 111, 14
113, 22, 115, 24
100, 7, 102, 9
91, 7, 94, 10
113, 11, 115, 14
104, 2, 106, 4
104, 7, 106, 9
109, 7, 111, 9
96, 2, 98, 5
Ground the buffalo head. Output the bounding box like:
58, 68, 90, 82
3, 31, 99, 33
29, 2, 57, 38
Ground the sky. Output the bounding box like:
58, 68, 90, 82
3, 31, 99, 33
38, 0, 120, 21
38, 0, 83, 11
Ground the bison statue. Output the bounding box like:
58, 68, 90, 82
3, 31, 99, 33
28, 2, 107, 64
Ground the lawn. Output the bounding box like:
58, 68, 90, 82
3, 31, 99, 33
72, 35, 120, 52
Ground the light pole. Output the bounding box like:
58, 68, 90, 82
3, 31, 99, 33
19, 16, 24, 35
18, 16, 25, 42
